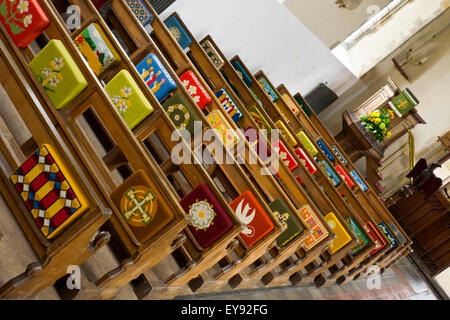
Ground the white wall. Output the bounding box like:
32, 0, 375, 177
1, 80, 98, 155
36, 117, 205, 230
332, 0, 447, 77
285, 0, 392, 48
161, 0, 357, 96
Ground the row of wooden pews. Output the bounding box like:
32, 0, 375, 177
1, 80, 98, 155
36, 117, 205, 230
0, 0, 412, 299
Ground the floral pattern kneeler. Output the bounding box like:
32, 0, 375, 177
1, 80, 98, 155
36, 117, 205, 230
104, 70, 154, 130
29, 40, 88, 109
0, 0, 50, 48
180, 184, 233, 249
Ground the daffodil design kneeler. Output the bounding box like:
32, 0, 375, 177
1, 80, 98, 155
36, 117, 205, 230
104, 70, 154, 130
29, 40, 88, 109
180, 184, 233, 249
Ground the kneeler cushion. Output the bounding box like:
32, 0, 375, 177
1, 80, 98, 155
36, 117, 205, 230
164, 15, 192, 50
350, 170, 368, 192
75, 23, 121, 77
274, 120, 297, 147
244, 127, 271, 162
136, 53, 177, 102
201, 40, 225, 69
331, 144, 348, 166
248, 106, 271, 135
232, 60, 252, 87
294, 147, 317, 175
10, 144, 89, 239
346, 217, 369, 256
378, 222, 398, 249
272, 140, 298, 172
335, 165, 355, 188
216, 88, 244, 123
299, 205, 329, 251
162, 92, 201, 135
91, 0, 108, 10
316, 139, 335, 163
317, 160, 341, 187
104, 70, 154, 130
297, 131, 318, 157
0, 0, 50, 48
281, 93, 300, 115
29, 39, 88, 109
110, 170, 174, 244
230, 191, 275, 248
180, 184, 233, 249
388, 222, 406, 245
364, 221, 387, 255
207, 110, 239, 149
258, 77, 278, 102
180, 70, 212, 110
324, 212, 352, 254
125, 0, 154, 27
269, 198, 304, 248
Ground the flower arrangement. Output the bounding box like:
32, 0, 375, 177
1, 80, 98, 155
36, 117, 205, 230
360, 109, 395, 142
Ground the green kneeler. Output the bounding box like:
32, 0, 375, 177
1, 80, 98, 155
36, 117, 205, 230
29, 39, 88, 109
104, 70, 154, 130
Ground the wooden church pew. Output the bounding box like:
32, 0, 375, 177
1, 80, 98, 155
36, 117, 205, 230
1, 0, 208, 298
47, 0, 292, 298
155, 13, 336, 290
185, 33, 363, 288
75, 0, 305, 295
286, 90, 412, 283
222, 54, 374, 286
45, 0, 306, 298
0, 37, 111, 298
97, 4, 325, 291
275, 85, 410, 285
186, 34, 359, 288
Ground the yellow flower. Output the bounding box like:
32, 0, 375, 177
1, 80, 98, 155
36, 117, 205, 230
371, 112, 380, 118
380, 123, 386, 130
374, 118, 381, 124
386, 132, 392, 138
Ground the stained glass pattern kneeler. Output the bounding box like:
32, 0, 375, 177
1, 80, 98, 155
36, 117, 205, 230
299, 205, 329, 251
10, 145, 88, 239
29, 40, 88, 109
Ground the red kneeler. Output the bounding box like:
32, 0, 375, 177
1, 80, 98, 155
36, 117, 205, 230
0, 0, 50, 48
230, 191, 275, 247
180, 184, 233, 249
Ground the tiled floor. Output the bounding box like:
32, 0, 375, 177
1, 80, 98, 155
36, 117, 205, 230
176, 259, 438, 300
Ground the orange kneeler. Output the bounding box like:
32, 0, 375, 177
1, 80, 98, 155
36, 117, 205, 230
230, 191, 275, 247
